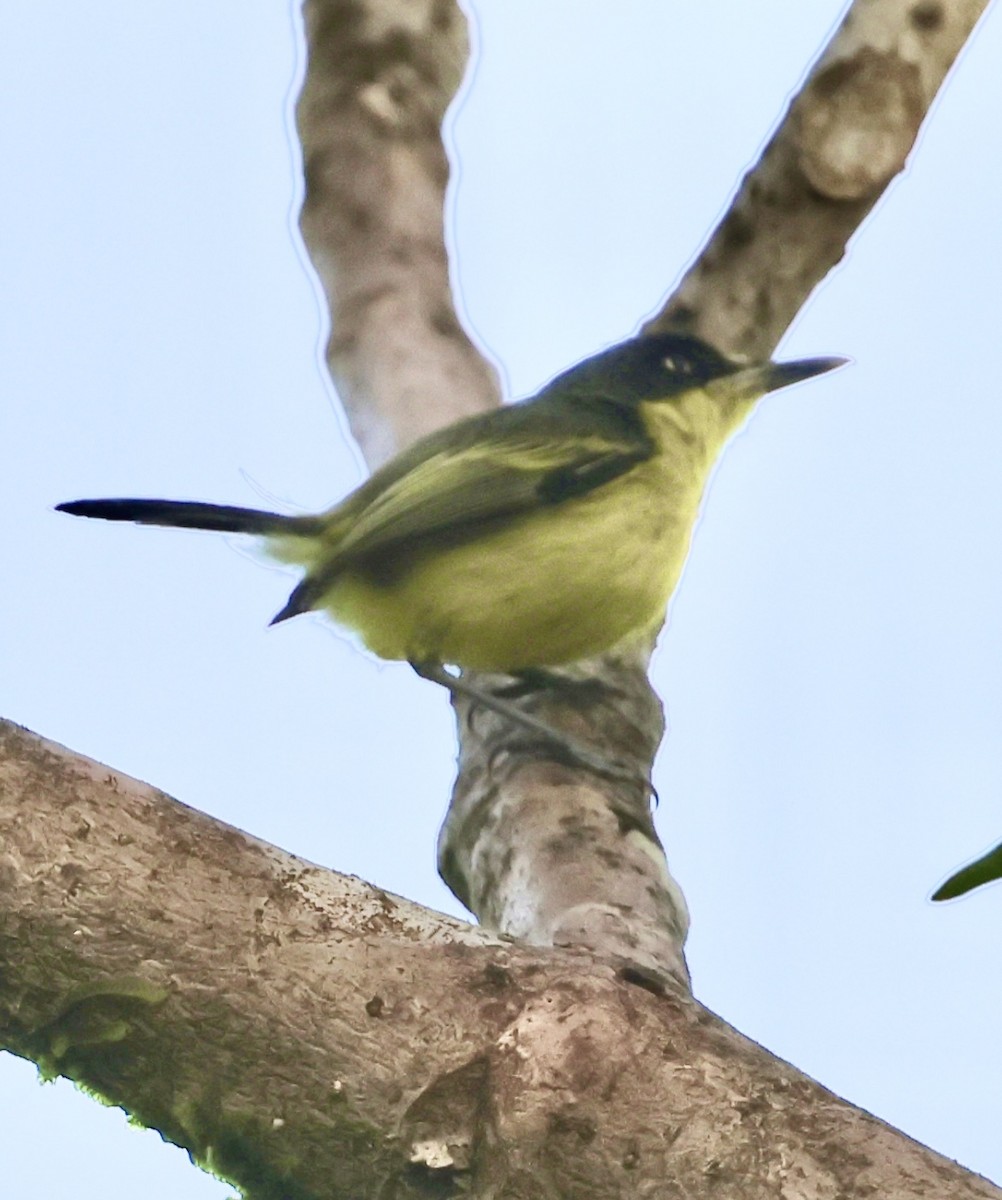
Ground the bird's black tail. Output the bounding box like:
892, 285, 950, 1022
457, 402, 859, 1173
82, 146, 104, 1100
55, 497, 323, 537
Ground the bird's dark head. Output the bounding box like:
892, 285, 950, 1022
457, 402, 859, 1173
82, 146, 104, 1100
547, 333, 845, 408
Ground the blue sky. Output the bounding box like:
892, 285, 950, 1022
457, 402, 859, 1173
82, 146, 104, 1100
2, 2, 1000, 1194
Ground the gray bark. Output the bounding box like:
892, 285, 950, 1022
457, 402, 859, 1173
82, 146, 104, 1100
296, 0, 500, 468
652, 0, 984, 359
2, 720, 998, 1198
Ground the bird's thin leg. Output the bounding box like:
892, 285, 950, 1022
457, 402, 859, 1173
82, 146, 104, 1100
411, 661, 652, 794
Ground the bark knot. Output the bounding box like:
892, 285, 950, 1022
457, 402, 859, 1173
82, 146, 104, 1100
795, 47, 924, 200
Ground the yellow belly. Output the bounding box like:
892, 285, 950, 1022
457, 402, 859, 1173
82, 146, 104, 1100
320, 465, 704, 671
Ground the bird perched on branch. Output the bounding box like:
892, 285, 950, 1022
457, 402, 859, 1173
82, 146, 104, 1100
58, 332, 843, 781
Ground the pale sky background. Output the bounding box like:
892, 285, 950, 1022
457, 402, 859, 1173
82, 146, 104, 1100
2, 2, 1001, 1196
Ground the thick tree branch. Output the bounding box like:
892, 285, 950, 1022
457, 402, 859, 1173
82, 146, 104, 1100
649, 0, 991, 359
2, 720, 999, 1199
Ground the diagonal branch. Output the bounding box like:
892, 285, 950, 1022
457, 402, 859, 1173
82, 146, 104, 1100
2, 720, 999, 1198
650, 0, 990, 358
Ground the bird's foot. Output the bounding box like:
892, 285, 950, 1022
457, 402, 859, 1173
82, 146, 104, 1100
411, 661, 655, 800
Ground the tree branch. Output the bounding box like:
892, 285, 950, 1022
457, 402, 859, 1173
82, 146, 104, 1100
650, 0, 991, 359
296, 0, 500, 467
2, 720, 998, 1198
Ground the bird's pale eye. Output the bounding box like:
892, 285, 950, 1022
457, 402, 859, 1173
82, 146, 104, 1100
663, 355, 692, 374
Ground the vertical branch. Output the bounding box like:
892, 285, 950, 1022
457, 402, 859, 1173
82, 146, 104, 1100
295, 0, 694, 994
296, 0, 499, 466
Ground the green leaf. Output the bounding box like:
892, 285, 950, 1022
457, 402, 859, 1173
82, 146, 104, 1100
932, 840, 1002, 901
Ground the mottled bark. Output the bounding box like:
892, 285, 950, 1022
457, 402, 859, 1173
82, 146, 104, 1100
2, 721, 998, 1199
296, 0, 500, 467
650, 0, 988, 360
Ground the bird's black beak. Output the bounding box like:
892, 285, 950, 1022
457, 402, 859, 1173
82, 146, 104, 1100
760, 356, 849, 393
705, 355, 848, 404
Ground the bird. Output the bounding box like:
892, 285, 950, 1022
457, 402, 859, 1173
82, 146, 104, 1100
58, 332, 843, 782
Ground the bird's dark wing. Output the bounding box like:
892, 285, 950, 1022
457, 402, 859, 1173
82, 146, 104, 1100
263, 393, 657, 623
269, 402, 653, 623
330, 425, 649, 568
